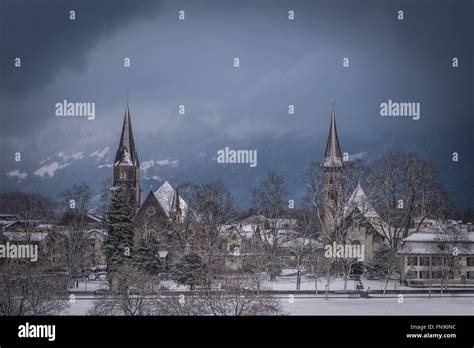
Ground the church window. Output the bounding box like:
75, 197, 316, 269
120, 170, 127, 179
146, 206, 156, 216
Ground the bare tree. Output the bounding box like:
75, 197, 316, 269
186, 181, 237, 288
251, 171, 288, 280
58, 183, 94, 287
0, 261, 69, 315
0, 192, 56, 231
286, 209, 319, 290
242, 230, 269, 295
88, 264, 159, 316
159, 273, 284, 316
96, 178, 112, 224
430, 222, 469, 293
309, 254, 337, 299
198, 273, 284, 316
366, 152, 451, 250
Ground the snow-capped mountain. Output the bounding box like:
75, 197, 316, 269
1, 131, 472, 210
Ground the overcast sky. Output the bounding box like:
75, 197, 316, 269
0, 0, 472, 208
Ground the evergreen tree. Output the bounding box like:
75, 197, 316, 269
173, 253, 207, 290
366, 245, 400, 294
104, 187, 134, 274
133, 237, 162, 275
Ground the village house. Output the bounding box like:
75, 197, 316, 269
399, 220, 474, 287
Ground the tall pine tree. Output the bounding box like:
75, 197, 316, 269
132, 237, 162, 275
104, 187, 135, 274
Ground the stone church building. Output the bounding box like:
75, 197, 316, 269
320, 105, 387, 261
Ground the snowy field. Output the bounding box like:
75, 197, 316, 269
280, 295, 474, 315
63, 294, 474, 316
65, 270, 474, 316
71, 273, 414, 293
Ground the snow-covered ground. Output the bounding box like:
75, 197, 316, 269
63, 270, 474, 315
72, 274, 413, 293
261, 273, 412, 291
280, 294, 474, 315
62, 294, 474, 316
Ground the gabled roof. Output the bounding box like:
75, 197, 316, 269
237, 215, 265, 225
344, 183, 379, 219
114, 104, 139, 166
154, 181, 188, 218
321, 109, 343, 168
344, 183, 390, 237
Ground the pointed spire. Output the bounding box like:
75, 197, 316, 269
173, 186, 182, 223
175, 186, 181, 214
321, 99, 343, 168
126, 88, 129, 107
114, 100, 139, 166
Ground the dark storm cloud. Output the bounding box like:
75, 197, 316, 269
0, 0, 159, 97
0, 0, 472, 208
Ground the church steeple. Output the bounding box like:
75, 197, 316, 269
321, 100, 344, 236
172, 186, 182, 223
114, 104, 139, 166
321, 100, 343, 168
113, 101, 141, 212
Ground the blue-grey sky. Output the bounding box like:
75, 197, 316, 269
0, 0, 472, 209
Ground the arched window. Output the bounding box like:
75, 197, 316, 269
120, 170, 127, 179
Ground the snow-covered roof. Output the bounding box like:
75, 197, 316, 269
274, 218, 298, 229
220, 224, 256, 241
343, 183, 390, 237
154, 181, 188, 218
281, 237, 323, 249
404, 232, 474, 243
0, 214, 17, 220
238, 215, 265, 225
3, 232, 49, 242
344, 183, 379, 219
86, 214, 102, 223
0, 220, 18, 228
400, 231, 474, 255
37, 224, 54, 229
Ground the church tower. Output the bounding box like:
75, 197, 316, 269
321, 101, 344, 236
113, 102, 141, 212
172, 186, 182, 224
